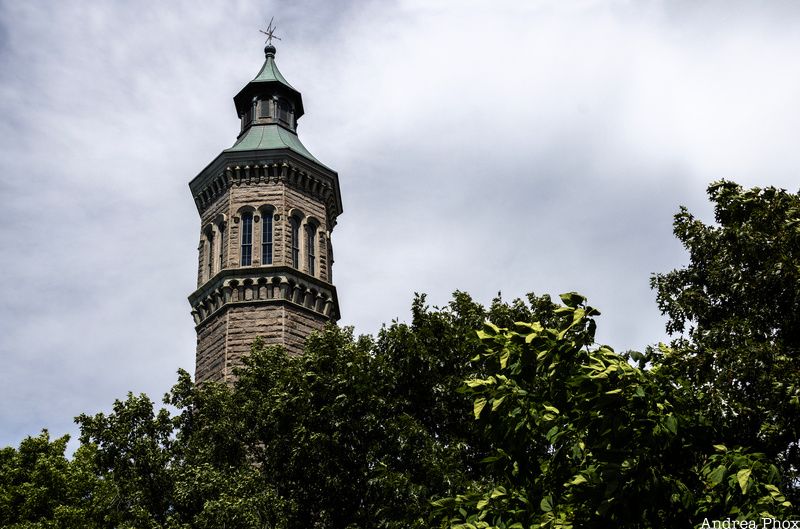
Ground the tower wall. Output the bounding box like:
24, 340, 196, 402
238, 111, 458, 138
195, 311, 228, 383
195, 302, 330, 383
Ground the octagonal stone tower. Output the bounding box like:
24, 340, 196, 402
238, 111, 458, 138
188, 44, 342, 383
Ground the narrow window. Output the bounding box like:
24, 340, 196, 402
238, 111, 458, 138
206, 230, 215, 279
219, 223, 225, 270
240, 213, 253, 266
306, 225, 316, 275
259, 99, 271, 119
241, 102, 254, 129
262, 212, 273, 265
290, 217, 300, 269
327, 239, 334, 281
277, 99, 290, 125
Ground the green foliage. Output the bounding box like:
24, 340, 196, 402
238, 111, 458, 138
218, 292, 546, 528
434, 294, 793, 528
651, 180, 800, 501
696, 445, 792, 519
76, 393, 175, 528
0, 431, 98, 528
0, 291, 550, 528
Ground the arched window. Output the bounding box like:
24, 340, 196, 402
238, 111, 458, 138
290, 216, 300, 269
262, 210, 273, 265
240, 213, 253, 266
306, 224, 317, 276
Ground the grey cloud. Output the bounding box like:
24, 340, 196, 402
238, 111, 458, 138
2, 0, 799, 450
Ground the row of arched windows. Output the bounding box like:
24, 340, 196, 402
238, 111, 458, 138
238, 209, 318, 272
202, 206, 321, 283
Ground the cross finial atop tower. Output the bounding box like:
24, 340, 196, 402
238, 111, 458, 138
259, 17, 281, 46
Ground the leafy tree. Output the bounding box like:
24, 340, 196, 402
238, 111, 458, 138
0, 292, 544, 528
651, 181, 800, 500
76, 393, 175, 528
205, 292, 549, 528
166, 370, 292, 529
5, 285, 793, 528
434, 294, 793, 528
0, 431, 98, 528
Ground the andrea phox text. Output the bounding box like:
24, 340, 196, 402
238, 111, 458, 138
701, 519, 799, 529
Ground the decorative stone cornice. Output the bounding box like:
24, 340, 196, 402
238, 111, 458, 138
189, 151, 343, 229
188, 265, 339, 328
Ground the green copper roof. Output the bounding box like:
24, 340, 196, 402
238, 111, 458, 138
252, 53, 297, 91
233, 45, 305, 119
225, 124, 323, 165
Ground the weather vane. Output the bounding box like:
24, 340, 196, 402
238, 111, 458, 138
259, 17, 281, 46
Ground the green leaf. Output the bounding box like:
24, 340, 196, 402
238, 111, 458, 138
569, 474, 588, 486
499, 350, 510, 369
476, 330, 492, 340
559, 292, 586, 308
664, 414, 678, 435
708, 465, 726, 486
545, 425, 559, 443
492, 396, 505, 412
482, 322, 500, 336
737, 468, 752, 494
474, 398, 487, 419
490, 487, 506, 498
540, 495, 553, 512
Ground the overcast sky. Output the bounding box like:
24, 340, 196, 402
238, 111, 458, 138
2, 0, 799, 451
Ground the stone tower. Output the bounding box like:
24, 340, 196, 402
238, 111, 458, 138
188, 43, 342, 383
